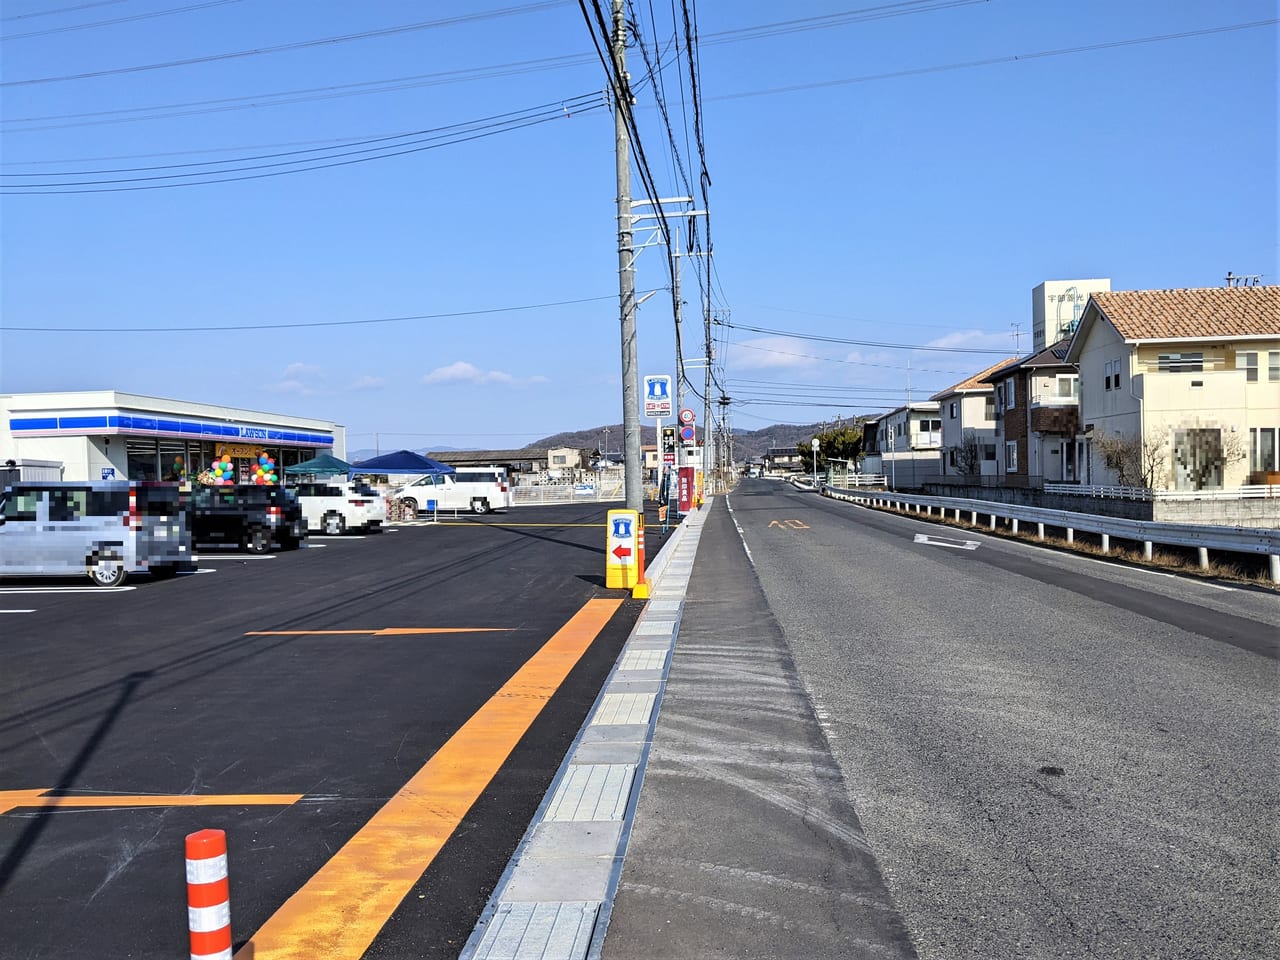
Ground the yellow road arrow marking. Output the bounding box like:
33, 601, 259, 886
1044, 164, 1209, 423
768, 519, 810, 529
0, 790, 302, 816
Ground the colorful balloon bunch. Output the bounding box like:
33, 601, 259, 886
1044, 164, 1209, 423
253, 452, 278, 485
209, 457, 237, 484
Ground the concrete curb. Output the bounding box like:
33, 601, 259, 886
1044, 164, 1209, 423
458, 504, 711, 960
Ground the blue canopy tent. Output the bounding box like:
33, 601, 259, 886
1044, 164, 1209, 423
348, 450, 455, 476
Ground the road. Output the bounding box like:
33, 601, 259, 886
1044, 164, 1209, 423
726, 479, 1279, 959
0, 504, 666, 959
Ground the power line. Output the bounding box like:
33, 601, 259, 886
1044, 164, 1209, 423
730, 340, 968, 375
3, 94, 603, 177
710, 20, 1280, 103
1, 0, 241, 42
721, 319, 1012, 355
1, 98, 606, 192
1, 0, 572, 87
2, 0, 126, 22
0, 293, 621, 332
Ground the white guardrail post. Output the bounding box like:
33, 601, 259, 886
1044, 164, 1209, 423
821, 484, 1280, 584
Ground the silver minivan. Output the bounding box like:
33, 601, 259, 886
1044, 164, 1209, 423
0, 481, 194, 586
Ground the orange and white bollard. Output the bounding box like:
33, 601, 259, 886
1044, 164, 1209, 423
632, 516, 649, 599
186, 828, 232, 960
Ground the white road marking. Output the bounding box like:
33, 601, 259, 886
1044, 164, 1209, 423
0, 609, 36, 614
914, 533, 980, 551
301, 543, 326, 548
310, 535, 365, 540
196, 553, 276, 559
1069, 552, 1236, 591
0, 586, 136, 594
726, 497, 754, 564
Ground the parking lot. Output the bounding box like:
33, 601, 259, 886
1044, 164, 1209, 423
0, 503, 668, 958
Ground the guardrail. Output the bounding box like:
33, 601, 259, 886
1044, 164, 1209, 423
1043, 482, 1280, 501
823, 484, 1280, 583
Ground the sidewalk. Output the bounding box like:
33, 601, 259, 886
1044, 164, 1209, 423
462, 497, 915, 960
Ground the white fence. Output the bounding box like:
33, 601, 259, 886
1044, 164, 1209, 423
823, 484, 1280, 583
512, 480, 625, 505
1044, 482, 1280, 502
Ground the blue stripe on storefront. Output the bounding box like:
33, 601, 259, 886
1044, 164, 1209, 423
11, 413, 332, 446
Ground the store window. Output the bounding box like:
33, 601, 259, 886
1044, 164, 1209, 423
127, 439, 159, 480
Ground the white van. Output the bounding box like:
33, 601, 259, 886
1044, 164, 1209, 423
393, 467, 513, 515
0, 481, 193, 585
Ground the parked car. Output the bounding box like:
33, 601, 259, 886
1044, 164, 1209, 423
291, 480, 386, 535
189, 485, 306, 553
0, 481, 193, 586
391, 467, 513, 515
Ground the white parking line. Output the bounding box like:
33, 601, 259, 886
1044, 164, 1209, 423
311, 535, 365, 540
0, 586, 136, 594
195, 554, 277, 560
0, 609, 36, 614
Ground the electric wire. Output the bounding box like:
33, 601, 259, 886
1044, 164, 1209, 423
2, 0, 241, 42
1, 0, 572, 87
1, 97, 606, 192
0, 294, 622, 333
720, 319, 1012, 355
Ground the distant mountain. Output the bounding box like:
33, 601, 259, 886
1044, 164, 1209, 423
528, 419, 869, 460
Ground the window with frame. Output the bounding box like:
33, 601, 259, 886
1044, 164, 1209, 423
983, 397, 996, 420
949, 401, 957, 419
2, 490, 41, 521
1004, 441, 1018, 472
1269, 351, 1279, 382
1157, 352, 1203, 373
1005, 380, 1016, 410
1241, 352, 1258, 382
1250, 427, 1278, 474
1056, 376, 1078, 398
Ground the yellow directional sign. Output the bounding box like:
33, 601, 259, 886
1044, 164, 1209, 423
0, 789, 302, 816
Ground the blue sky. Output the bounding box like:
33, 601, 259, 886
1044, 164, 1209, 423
2, 0, 1275, 451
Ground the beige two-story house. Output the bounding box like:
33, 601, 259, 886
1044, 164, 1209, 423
1065, 286, 1280, 490
930, 358, 1017, 481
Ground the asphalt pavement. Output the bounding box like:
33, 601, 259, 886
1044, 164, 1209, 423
711, 479, 1279, 960
0, 503, 668, 959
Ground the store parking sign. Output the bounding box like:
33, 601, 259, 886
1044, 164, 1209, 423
643, 375, 672, 418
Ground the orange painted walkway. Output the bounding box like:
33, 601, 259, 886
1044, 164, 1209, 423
235, 597, 623, 960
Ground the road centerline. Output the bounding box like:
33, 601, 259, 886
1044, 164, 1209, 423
234, 597, 624, 960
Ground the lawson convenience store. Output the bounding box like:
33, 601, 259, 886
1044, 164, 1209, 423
0, 390, 344, 483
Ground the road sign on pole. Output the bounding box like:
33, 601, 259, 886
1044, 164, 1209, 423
679, 408, 695, 425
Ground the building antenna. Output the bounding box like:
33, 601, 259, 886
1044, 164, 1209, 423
1011, 322, 1023, 353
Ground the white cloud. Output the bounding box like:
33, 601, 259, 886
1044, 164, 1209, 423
923, 329, 1017, 353
268, 362, 324, 395
350, 375, 386, 391
421, 360, 544, 386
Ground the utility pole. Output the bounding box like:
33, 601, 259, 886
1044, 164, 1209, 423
672, 232, 684, 426
611, 0, 641, 513
704, 304, 714, 489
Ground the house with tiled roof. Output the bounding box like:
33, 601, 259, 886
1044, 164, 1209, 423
982, 339, 1081, 487
1064, 286, 1280, 490
929, 357, 1018, 480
